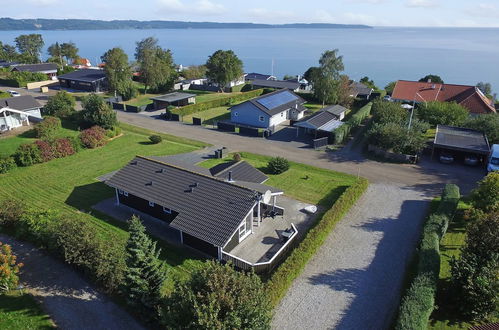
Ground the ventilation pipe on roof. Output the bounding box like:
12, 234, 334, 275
228, 171, 234, 182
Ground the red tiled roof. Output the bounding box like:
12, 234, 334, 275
392, 80, 496, 114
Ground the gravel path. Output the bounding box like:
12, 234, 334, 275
0, 234, 144, 330
272, 183, 430, 329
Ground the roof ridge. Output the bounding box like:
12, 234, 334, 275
136, 155, 259, 194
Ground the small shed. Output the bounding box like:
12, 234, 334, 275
432, 125, 490, 160
150, 92, 196, 110
322, 105, 349, 121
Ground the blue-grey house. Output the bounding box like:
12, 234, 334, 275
229, 89, 307, 129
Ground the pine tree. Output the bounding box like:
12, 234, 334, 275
124, 216, 166, 320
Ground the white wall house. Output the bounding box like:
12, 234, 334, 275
0, 95, 43, 132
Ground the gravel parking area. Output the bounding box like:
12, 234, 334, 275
272, 183, 430, 330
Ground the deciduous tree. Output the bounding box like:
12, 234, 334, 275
43, 90, 76, 118
464, 114, 499, 144
47, 42, 64, 66
310, 49, 345, 106
181, 65, 207, 79
469, 172, 499, 213
205, 50, 243, 92
476, 82, 492, 96
60, 42, 79, 64
14, 34, 44, 62
416, 101, 468, 126
81, 94, 117, 129
101, 47, 132, 93
419, 74, 444, 84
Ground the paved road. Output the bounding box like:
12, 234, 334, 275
116, 111, 483, 330
0, 234, 144, 330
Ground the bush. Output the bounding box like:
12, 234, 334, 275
371, 99, 408, 124
43, 91, 76, 118
395, 184, 460, 329
81, 94, 117, 129
0, 200, 26, 228
105, 126, 122, 139
165, 261, 271, 329
117, 80, 138, 101
0, 157, 16, 174
233, 153, 241, 162
267, 178, 369, 306
267, 156, 290, 174
469, 172, 499, 213
464, 114, 499, 144
149, 135, 162, 144
333, 102, 372, 145
6, 71, 47, 87
171, 89, 266, 117
67, 135, 83, 153
34, 116, 61, 139
0, 242, 23, 292
34, 140, 55, 162
417, 101, 468, 126
367, 121, 426, 154
14, 143, 42, 166
79, 126, 108, 149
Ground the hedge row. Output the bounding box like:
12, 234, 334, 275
334, 102, 373, 144
171, 89, 266, 117
395, 184, 460, 330
266, 178, 369, 307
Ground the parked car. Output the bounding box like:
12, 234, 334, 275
439, 153, 454, 164
383, 95, 392, 101
7, 90, 20, 97
487, 144, 499, 172
464, 155, 479, 166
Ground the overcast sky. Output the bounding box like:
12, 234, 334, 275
4, 0, 499, 27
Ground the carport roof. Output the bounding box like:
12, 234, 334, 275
434, 125, 490, 155
150, 92, 196, 103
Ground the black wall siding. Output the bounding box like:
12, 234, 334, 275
118, 192, 178, 224
183, 233, 219, 258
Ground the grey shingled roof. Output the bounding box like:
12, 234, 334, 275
0, 95, 41, 111
251, 79, 300, 90
105, 156, 258, 247
245, 73, 275, 81
210, 161, 268, 184
350, 82, 373, 97
58, 69, 107, 82
150, 92, 196, 103
434, 125, 490, 155
323, 104, 349, 117
12, 63, 58, 73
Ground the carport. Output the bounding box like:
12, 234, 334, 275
432, 125, 490, 163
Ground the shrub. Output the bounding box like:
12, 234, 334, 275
79, 126, 108, 149
81, 94, 117, 129
117, 80, 138, 101
367, 121, 427, 154
165, 261, 271, 329
0, 157, 16, 174
469, 172, 499, 213
34, 116, 61, 139
52, 138, 76, 158
233, 153, 242, 162
333, 102, 372, 145
464, 114, 499, 144
149, 135, 162, 144
417, 101, 468, 126
14, 143, 42, 166
267, 178, 369, 306
0, 242, 23, 292
43, 91, 76, 118
333, 123, 352, 144
34, 140, 55, 162
371, 99, 408, 124
67, 135, 83, 153
267, 156, 290, 174
0, 200, 26, 228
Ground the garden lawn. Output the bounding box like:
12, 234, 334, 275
198, 152, 357, 207
0, 123, 209, 283
304, 103, 325, 113
187, 90, 243, 103
182, 106, 230, 125
124, 94, 156, 107
0, 290, 55, 329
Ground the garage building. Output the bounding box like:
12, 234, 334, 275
432, 125, 490, 163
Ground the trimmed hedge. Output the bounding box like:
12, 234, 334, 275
334, 102, 372, 144
395, 184, 460, 330
171, 89, 266, 117
266, 178, 369, 307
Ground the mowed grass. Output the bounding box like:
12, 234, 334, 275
0, 123, 210, 282
182, 106, 230, 125
198, 152, 357, 207
0, 290, 55, 329
124, 94, 155, 107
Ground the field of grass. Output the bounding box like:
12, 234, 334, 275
182, 106, 230, 125
186, 90, 243, 103
0, 120, 80, 158
0, 290, 54, 329
0, 123, 210, 283
198, 152, 357, 207
124, 93, 155, 107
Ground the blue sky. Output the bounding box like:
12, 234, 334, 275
4, 0, 499, 27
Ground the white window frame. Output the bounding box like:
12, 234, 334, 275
118, 189, 124, 195
163, 207, 172, 214
123, 191, 129, 197
149, 201, 155, 207
259, 116, 265, 122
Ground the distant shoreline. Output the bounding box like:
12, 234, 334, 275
0, 18, 371, 31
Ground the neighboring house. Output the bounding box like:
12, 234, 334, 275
72, 58, 92, 68
208, 74, 246, 89
350, 82, 373, 99
174, 78, 208, 91
58, 69, 107, 92
105, 156, 284, 259
250, 79, 301, 92
391, 80, 496, 115
11, 63, 58, 79
294, 105, 346, 137
0, 95, 42, 131
245, 72, 277, 81
150, 92, 196, 110
285, 75, 312, 92
230, 89, 307, 129
0, 60, 20, 68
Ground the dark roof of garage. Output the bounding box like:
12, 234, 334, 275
210, 160, 268, 184
58, 69, 107, 82
105, 156, 258, 247
434, 125, 490, 155
12, 63, 57, 72
150, 92, 196, 103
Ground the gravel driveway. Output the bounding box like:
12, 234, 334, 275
0, 234, 144, 330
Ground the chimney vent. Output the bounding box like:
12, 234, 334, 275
427, 78, 432, 83
228, 171, 233, 182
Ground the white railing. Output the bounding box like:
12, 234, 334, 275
222, 223, 298, 273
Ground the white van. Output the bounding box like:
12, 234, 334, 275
487, 144, 499, 172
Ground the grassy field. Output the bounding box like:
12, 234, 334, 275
0, 123, 210, 283
428, 201, 498, 329
182, 106, 230, 125
198, 152, 357, 207
0, 290, 54, 329
0, 121, 80, 158
124, 93, 155, 107
186, 90, 243, 103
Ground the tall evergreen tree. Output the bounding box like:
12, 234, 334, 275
124, 216, 166, 320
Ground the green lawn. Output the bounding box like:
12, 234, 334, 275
0, 290, 54, 329
198, 152, 357, 207
186, 90, 243, 103
304, 103, 325, 113
124, 93, 155, 107
182, 106, 230, 125
0, 123, 210, 284
428, 201, 498, 329
0, 120, 80, 158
